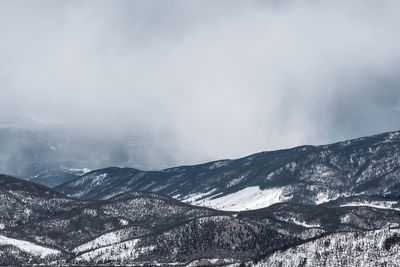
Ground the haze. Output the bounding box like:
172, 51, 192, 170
1, 0, 400, 168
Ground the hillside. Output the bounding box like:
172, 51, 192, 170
56, 130, 400, 211
2, 174, 400, 265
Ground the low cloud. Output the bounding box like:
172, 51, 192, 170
0, 0, 399, 165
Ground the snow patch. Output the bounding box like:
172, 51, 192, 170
182, 189, 218, 203
290, 218, 320, 228
83, 208, 98, 216
187, 258, 236, 266
227, 176, 245, 188
91, 173, 107, 186
208, 160, 230, 169
120, 219, 129, 226
340, 201, 400, 211
0, 234, 60, 258
73, 231, 123, 253
184, 186, 285, 211
315, 192, 331, 204
69, 168, 91, 174
75, 239, 154, 263
340, 214, 352, 224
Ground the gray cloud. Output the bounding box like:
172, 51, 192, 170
1, 0, 400, 166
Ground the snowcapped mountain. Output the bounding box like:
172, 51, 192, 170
2, 174, 400, 265
2, 130, 400, 265
0, 174, 298, 265
56, 130, 400, 211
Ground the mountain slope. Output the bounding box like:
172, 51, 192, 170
56, 130, 400, 210
251, 228, 400, 267
3, 174, 400, 265
0, 175, 298, 265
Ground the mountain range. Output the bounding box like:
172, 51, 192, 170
1, 130, 400, 265
56, 130, 400, 211
2, 173, 400, 266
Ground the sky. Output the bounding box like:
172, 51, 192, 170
1, 0, 400, 166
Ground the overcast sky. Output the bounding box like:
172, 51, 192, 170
1, 0, 400, 165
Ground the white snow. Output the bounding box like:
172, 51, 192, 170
340, 201, 400, 211
75, 239, 139, 262
73, 231, 123, 253
83, 208, 97, 216
315, 192, 331, 204
290, 218, 320, 228
187, 258, 236, 266
0, 234, 60, 258
183, 186, 285, 211
120, 219, 129, 226
208, 160, 230, 169
182, 189, 218, 204
340, 214, 352, 224
69, 168, 91, 174
91, 173, 107, 186
252, 228, 400, 267
227, 176, 244, 188
24, 208, 32, 216
74, 238, 155, 263
0, 223, 4, 230
285, 161, 297, 172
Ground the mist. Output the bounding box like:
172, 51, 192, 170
1, 0, 400, 167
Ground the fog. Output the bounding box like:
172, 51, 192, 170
1, 0, 400, 167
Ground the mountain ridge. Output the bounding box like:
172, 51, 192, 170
56, 130, 400, 211
3, 174, 400, 265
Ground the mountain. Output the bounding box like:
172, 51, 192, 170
3, 174, 400, 265
56, 130, 400, 210
250, 228, 400, 267
0, 126, 200, 187
0, 174, 296, 265
3, 130, 400, 265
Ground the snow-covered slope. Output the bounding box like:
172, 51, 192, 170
0, 235, 60, 258
0, 175, 304, 265
57, 130, 400, 211
72, 230, 126, 254
251, 228, 400, 267
3, 174, 400, 265
74, 239, 146, 263
183, 186, 285, 211
3, 129, 400, 265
